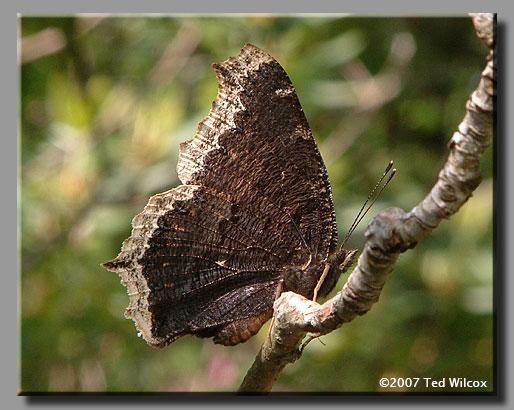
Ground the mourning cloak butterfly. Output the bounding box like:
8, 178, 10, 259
103, 44, 356, 347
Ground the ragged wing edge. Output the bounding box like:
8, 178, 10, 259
176, 44, 274, 185
102, 184, 201, 347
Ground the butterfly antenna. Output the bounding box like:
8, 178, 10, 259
341, 161, 396, 249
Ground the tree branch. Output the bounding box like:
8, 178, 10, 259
238, 13, 495, 393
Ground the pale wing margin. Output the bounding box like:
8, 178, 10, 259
176, 44, 273, 185
103, 184, 201, 346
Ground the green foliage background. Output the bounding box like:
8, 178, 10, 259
20, 15, 493, 393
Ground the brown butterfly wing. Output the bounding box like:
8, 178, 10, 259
103, 44, 339, 346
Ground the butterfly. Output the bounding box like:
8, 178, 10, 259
103, 44, 357, 347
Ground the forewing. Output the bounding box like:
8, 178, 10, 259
177, 44, 338, 264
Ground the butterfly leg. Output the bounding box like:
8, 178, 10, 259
312, 263, 330, 302
265, 278, 286, 344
